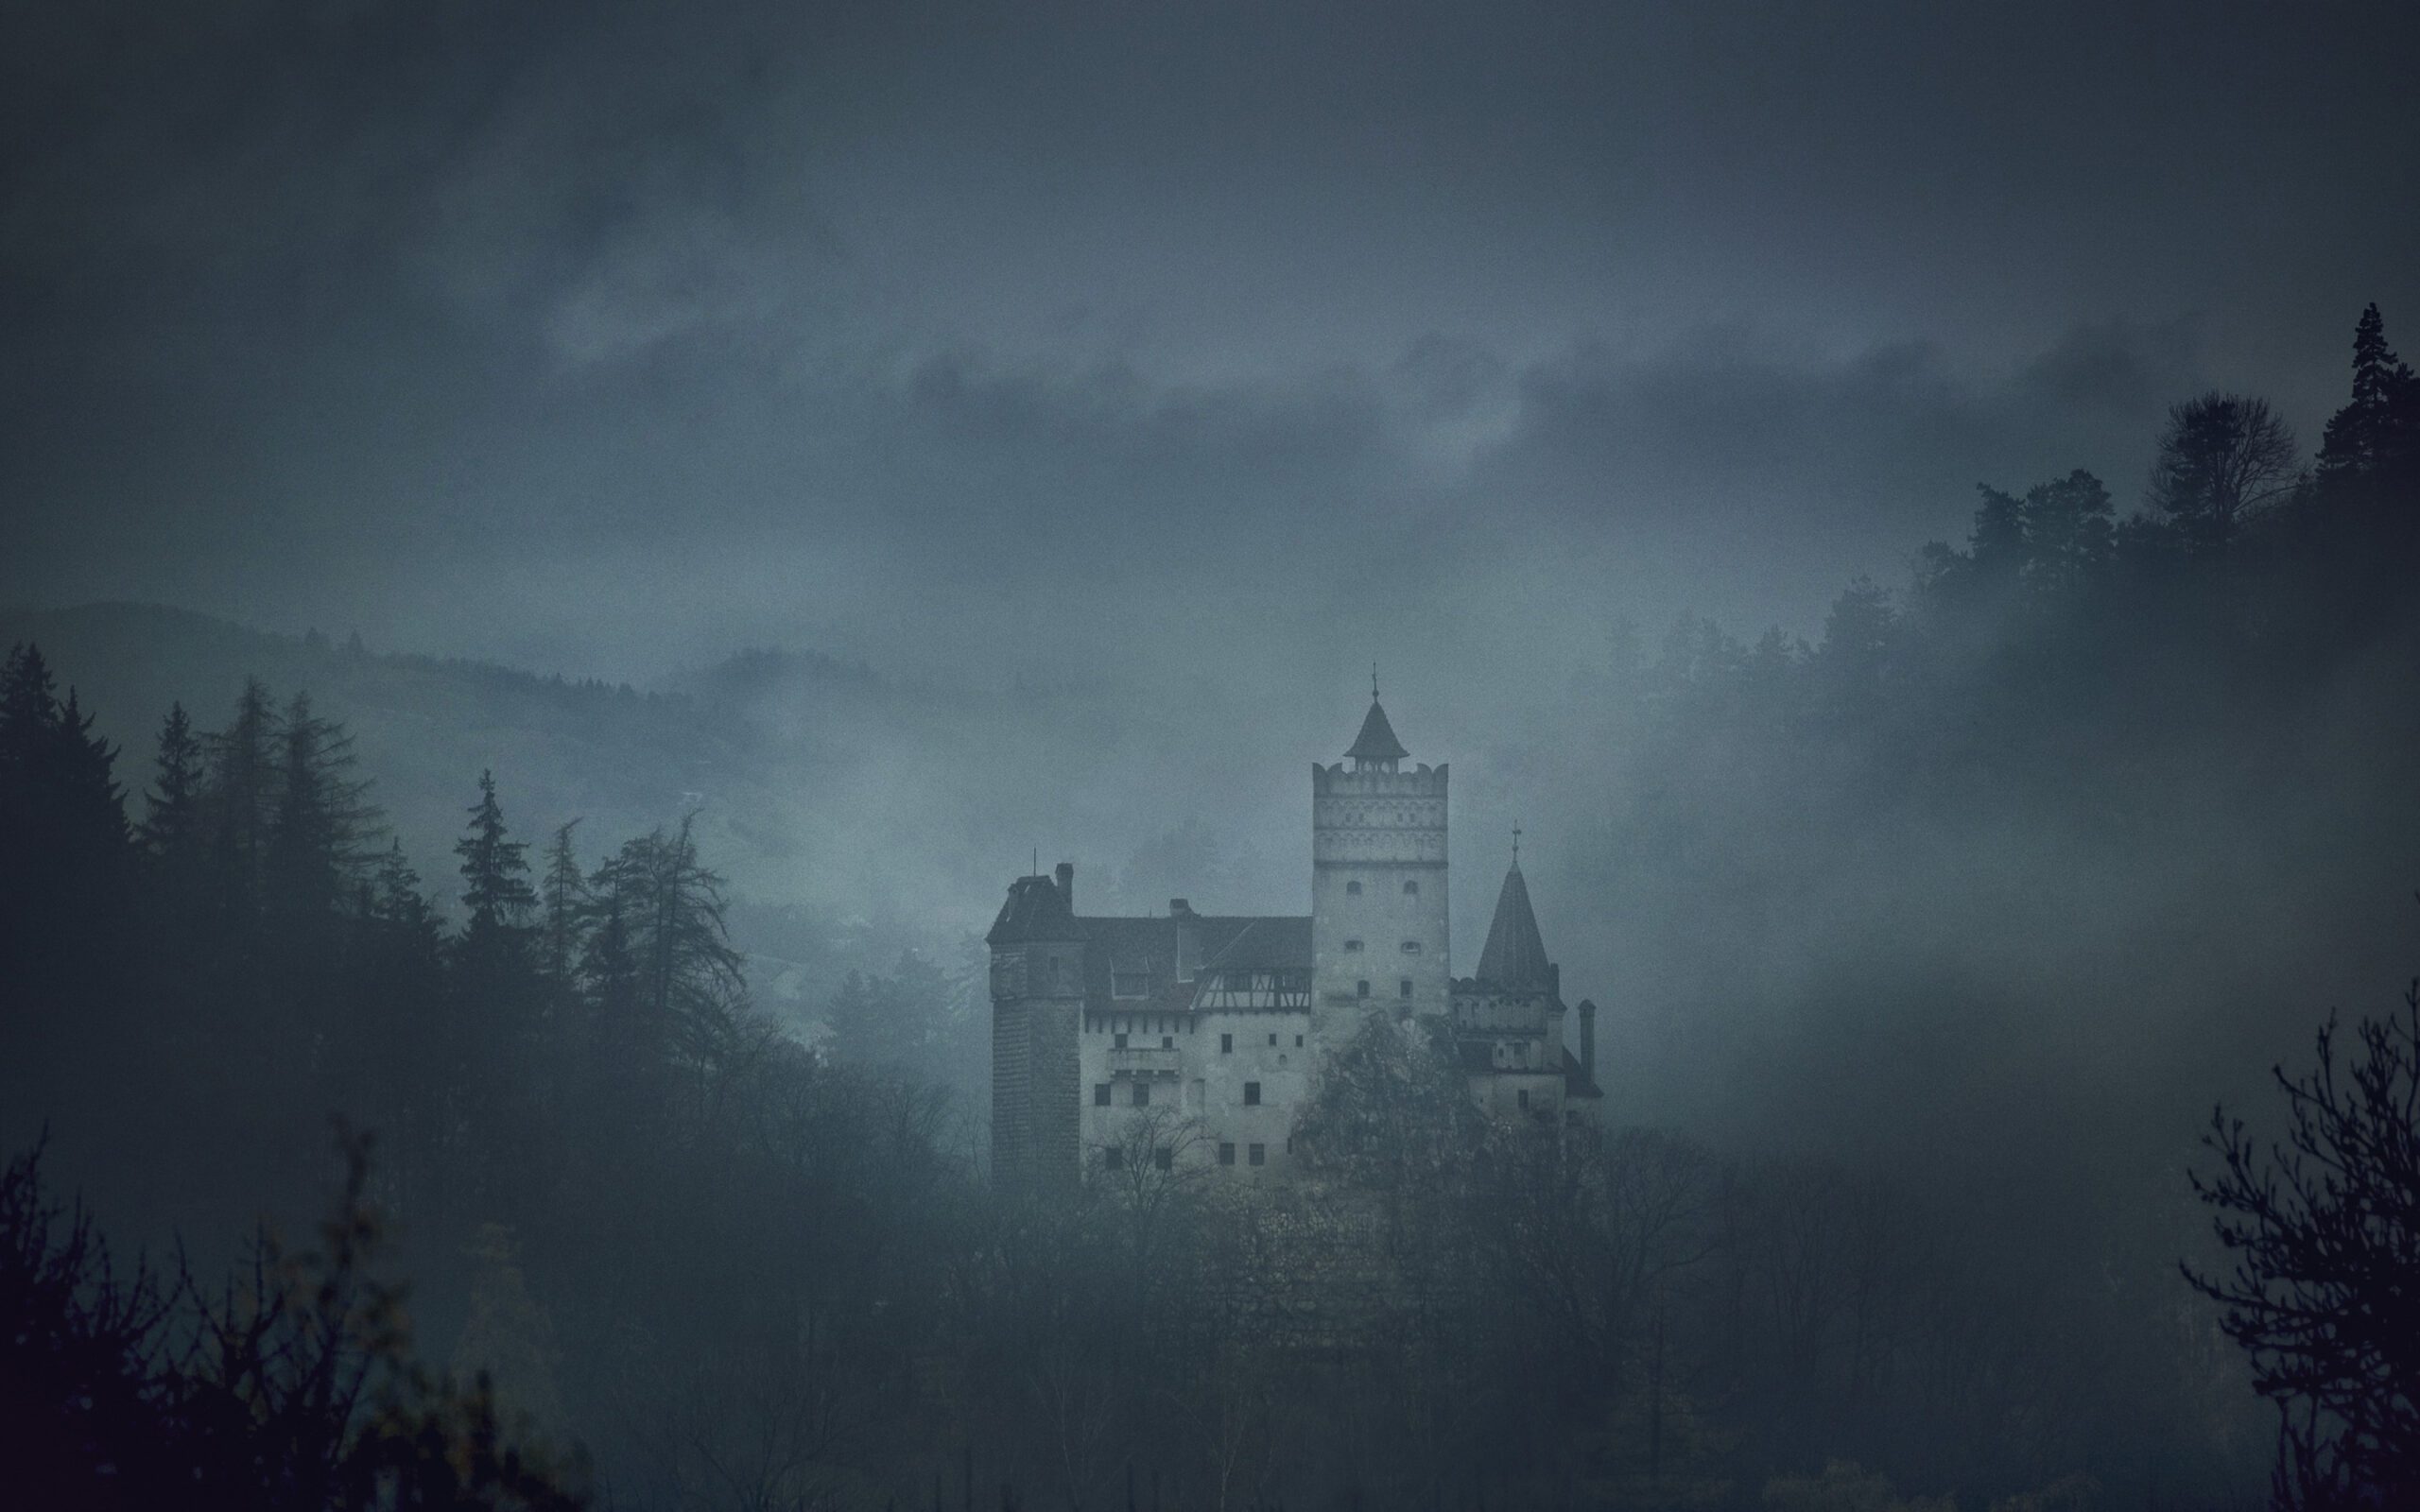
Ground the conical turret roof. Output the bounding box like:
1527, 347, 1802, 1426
1476, 863, 1552, 990
1345, 698, 1409, 762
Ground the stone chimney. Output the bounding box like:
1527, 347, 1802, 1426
1169, 898, 1199, 981
1578, 999, 1598, 1079
1053, 861, 1075, 912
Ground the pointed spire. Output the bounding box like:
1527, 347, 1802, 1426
1476, 861, 1552, 991
1345, 700, 1408, 764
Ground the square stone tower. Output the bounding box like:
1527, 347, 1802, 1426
986, 866, 1086, 1192
1310, 691, 1449, 1046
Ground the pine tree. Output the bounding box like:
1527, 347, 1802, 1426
0, 643, 58, 792
140, 703, 204, 861
456, 770, 537, 947
372, 837, 435, 932
0, 651, 130, 1104
538, 819, 589, 987
575, 851, 653, 1135
449, 774, 545, 1206
0, 651, 128, 922
48, 689, 128, 859
266, 691, 378, 920
204, 679, 279, 911
345, 838, 449, 1189
2317, 304, 2413, 485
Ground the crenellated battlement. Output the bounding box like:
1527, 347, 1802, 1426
1311, 761, 1449, 794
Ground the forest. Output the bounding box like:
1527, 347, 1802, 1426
4, 303, 2419, 1512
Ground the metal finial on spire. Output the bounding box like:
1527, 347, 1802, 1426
1512, 822, 1522, 867
1372, 662, 1379, 701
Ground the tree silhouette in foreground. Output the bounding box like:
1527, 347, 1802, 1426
2186, 957, 2420, 1510
0, 1125, 585, 1511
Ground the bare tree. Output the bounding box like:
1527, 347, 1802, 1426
2185, 970, 2420, 1510
1098, 1104, 1214, 1272
2147, 392, 2302, 554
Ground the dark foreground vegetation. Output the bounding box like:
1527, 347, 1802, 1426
4, 304, 2419, 1510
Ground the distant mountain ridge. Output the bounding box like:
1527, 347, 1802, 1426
0, 601, 1298, 966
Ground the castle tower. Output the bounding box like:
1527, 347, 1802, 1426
1311, 685, 1449, 1044
986, 865, 1085, 1191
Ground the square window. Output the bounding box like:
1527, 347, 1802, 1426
1219, 1143, 1236, 1166
1357, 980, 1371, 998
1268, 1032, 1277, 1046
1400, 979, 1412, 998
1518, 1090, 1530, 1110
1344, 939, 1363, 953
1132, 1082, 1150, 1108
1248, 1143, 1266, 1166
1104, 1146, 1124, 1169
1346, 880, 1362, 895
1153, 1146, 1173, 1171
1114, 1032, 1128, 1049
1404, 880, 1419, 895
1162, 1036, 1173, 1048
1220, 1033, 1233, 1054
1094, 1084, 1111, 1107
1401, 940, 1420, 954
1294, 1034, 1304, 1047
1243, 1081, 1262, 1106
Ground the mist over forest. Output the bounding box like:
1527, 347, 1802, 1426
9, 2, 2420, 1509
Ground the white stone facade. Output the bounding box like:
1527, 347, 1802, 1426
986, 696, 1603, 1191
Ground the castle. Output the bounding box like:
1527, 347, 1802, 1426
987, 689, 1601, 1189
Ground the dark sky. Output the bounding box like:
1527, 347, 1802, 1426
6, 0, 2416, 706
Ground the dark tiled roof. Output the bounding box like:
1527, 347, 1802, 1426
1475, 865, 1552, 990
1344, 699, 1409, 762
1078, 916, 1178, 959
1203, 916, 1311, 970
1065, 911, 1311, 1006
986, 874, 1081, 945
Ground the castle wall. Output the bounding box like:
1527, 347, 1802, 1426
1309, 762, 1450, 1046
990, 937, 1085, 1189
1079, 1005, 1313, 1178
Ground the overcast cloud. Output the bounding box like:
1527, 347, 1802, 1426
5, 0, 2416, 696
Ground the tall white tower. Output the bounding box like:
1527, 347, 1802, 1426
1310, 679, 1449, 1046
